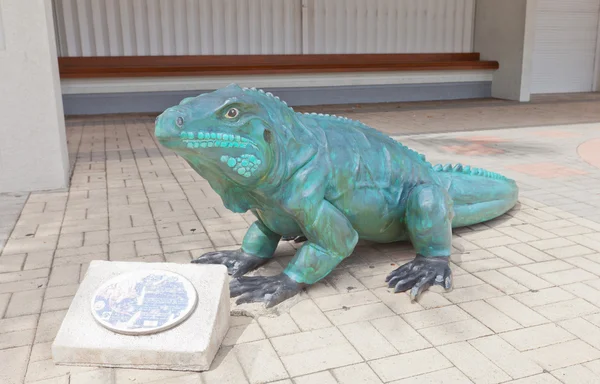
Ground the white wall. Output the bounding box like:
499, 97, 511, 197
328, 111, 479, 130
473, 0, 537, 101
0, 0, 70, 193
52, 0, 475, 56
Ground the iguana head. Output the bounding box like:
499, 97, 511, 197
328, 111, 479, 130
155, 84, 296, 186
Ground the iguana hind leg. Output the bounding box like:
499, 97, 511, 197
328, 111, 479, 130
386, 184, 454, 300
192, 220, 280, 277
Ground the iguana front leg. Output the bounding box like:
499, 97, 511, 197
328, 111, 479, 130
386, 184, 454, 300
192, 220, 280, 277
230, 200, 359, 307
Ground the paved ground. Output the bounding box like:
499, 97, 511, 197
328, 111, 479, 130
2, 95, 600, 384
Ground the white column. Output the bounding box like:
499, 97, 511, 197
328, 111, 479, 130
473, 0, 538, 102
0, 0, 69, 193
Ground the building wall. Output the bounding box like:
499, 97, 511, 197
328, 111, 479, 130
52, 0, 476, 56
0, 0, 70, 192
473, 0, 537, 101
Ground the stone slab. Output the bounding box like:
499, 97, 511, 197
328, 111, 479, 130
51, 260, 230, 372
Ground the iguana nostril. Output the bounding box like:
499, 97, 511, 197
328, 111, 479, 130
263, 129, 273, 143
176, 116, 184, 127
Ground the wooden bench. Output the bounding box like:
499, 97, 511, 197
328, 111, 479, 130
58, 53, 498, 78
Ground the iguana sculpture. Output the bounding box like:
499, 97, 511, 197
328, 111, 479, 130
154, 84, 518, 307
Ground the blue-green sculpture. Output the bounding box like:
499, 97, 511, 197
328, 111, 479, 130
154, 84, 518, 307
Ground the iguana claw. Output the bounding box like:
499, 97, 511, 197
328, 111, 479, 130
386, 255, 452, 301
230, 273, 306, 307
191, 249, 269, 278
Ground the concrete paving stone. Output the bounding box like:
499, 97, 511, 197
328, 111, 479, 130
387, 367, 473, 384
27, 375, 70, 384
0, 346, 30, 384
551, 364, 600, 384
0, 278, 48, 295
524, 339, 600, 371
339, 320, 399, 361
566, 235, 600, 252
534, 297, 599, 321
222, 320, 266, 346
488, 246, 534, 265
402, 305, 472, 329
313, 290, 381, 311
497, 267, 554, 291
25, 359, 98, 383
370, 315, 431, 354
586, 359, 600, 375
257, 314, 300, 338
69, 369, 115, 384
485, 296, 550, 327
324, 302, 395, 326
327, 270, 367, 293
44, 284, 79, 300
521, 260, 574, 275
469, 335, 543, 379
459, 300, 522, 333
24, 251, 54, 270
539, 268, 597, 285
1, 236, 59, 256
457, 258, 512, 273
565, 256, 600, 275
0, 314, 38, 334
562, 282, 600, 307
41, 296, 73, 313
546, 244, 596, 259
417, 318, 494, 346
293, 371, 337, 384
271, 327, 363, 376
34, 310, 67, 344
441, 283, 504, 304
558, 318, 600, 350
368, 348, 452, 382
473, 270, 529, 294
471, 236, 522, 248
0, 328, 36, 349
5, 289, 44, 318
512, 287, 575, 307
371, 287, 428, 314
48, 265, 80, 287
332, 362, 383, 384
233, 339, 288, 384
0, 254, 26, 272
30, 342, 52, 363
0, 268, 50, 284
501, 323, 577, 351
506, 244, 554, 262
438, 341, 511, 384
451, 273, 485, 289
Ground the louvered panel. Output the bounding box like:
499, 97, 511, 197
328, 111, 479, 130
303, 0, 475, 54
53, 0, 302, 56
531, 0, 600, 93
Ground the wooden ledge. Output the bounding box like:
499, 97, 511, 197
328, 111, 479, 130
58, 53, 499, 79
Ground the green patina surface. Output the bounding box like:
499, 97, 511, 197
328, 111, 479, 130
154, 84, 519, 304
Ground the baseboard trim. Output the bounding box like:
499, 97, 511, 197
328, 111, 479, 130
62, 81, 492, 115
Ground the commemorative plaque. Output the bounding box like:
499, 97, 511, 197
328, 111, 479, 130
91, 270, 198, 335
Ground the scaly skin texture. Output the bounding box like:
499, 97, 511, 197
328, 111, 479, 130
154, 84, 519, 307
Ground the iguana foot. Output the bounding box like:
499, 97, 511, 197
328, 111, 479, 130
191, 249, 269, 278
230, 273, 306, 308
386, 255, 452, 301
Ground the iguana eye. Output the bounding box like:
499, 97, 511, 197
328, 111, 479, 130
176, 117, 184, 127
225, 108, 239, 119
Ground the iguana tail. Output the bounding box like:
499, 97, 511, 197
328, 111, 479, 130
433, 163, 519, 228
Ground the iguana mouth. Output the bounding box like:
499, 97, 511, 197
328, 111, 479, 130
179, 130, 254, 149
